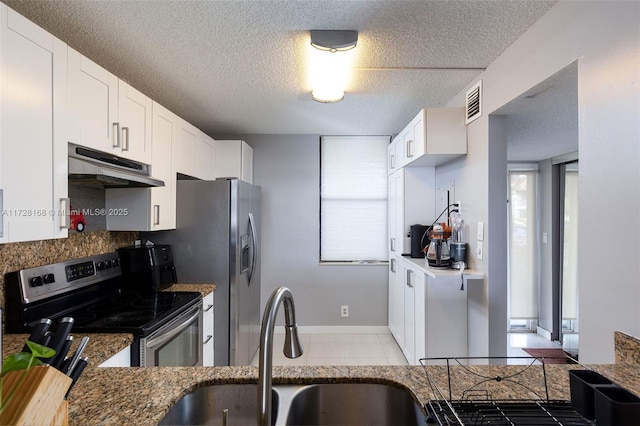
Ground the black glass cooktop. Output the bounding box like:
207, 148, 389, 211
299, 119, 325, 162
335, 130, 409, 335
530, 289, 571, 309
61, 290, 201, 336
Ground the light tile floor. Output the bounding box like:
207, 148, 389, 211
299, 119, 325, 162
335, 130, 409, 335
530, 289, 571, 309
250, 330, 563, 367
251, 331, 408, 366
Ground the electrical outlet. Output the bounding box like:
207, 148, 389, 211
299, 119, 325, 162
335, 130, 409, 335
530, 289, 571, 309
476, 242, 483, 260
340, 305, 349, 318
456, 200, 462, 213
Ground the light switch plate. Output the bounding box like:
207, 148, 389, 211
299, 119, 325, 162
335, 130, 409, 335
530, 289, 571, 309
477, 221, 484, 241
476, 242, 483, 260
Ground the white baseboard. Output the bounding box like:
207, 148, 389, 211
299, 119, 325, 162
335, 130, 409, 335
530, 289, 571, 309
536, 326, 552, 340
274, 326, 390, 334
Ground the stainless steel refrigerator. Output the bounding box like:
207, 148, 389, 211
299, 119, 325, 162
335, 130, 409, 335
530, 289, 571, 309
144, 179, 261, 366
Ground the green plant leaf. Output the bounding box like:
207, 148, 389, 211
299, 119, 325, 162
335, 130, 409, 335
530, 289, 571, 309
1, 353, 43, 377
25, 340, 55, 359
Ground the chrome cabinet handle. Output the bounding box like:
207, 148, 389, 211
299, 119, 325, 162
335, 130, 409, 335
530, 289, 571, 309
203, 335, 213, 345
390, 238, 396, 252
406, 139, 414, 158
153, 204, 160, 225
204, 304, 213, 312
59, 198, 70, 229
390, 258, 396, 273
122, 126, 130, 151
406, 270, 413, 287
390, 154, 395, 169
112, 122, 121, 148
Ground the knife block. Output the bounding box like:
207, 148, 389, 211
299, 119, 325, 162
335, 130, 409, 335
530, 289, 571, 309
0, 365, 71, 425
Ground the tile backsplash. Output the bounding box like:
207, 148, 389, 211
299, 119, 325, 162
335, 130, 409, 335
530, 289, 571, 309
0, 231, 139, 311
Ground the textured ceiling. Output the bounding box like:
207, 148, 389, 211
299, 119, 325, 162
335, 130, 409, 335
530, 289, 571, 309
3, 0, 555, 137
496, 62, 578, 162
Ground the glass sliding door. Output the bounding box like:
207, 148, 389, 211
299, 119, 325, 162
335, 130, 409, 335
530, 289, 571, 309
507, 169, 538, 331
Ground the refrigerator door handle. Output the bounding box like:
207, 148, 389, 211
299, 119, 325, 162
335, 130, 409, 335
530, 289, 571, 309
248, 212, 258, 287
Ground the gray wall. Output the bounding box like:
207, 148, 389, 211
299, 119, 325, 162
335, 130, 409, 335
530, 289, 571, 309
442, 1, 640, 363
215, 134, 388, 327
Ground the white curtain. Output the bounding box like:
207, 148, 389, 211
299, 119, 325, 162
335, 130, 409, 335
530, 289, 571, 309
508, 171, 538, 319
320, 136, 389, 261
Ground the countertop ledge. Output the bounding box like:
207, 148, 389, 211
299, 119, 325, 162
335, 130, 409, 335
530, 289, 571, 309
66, 363, 640, 426
164, 283, 216, 298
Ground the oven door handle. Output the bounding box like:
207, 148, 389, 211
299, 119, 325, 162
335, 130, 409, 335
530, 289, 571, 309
145, 307, 201, 350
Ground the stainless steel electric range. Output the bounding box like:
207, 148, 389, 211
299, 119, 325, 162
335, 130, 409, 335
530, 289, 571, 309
4, 252, 203, 367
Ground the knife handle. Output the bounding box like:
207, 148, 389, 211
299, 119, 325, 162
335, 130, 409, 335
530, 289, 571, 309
43, 317, 74, 363
51, 335, 74, 370
22, 318, 52, 352
65, 357, 88, 399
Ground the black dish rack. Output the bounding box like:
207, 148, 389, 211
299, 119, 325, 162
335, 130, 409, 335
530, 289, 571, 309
420, 357, 594, 426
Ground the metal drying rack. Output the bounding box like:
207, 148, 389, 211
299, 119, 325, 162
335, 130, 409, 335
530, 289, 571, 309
419, 356, 594, 426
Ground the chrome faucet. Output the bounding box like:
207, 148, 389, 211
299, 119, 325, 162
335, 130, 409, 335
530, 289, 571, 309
258, 287, 303, 426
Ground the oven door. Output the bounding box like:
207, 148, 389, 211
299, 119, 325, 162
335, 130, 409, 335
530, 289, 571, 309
140, 301, 203, 367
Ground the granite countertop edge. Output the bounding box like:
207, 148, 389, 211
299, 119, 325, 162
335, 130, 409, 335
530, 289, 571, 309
67, 362, 640, 425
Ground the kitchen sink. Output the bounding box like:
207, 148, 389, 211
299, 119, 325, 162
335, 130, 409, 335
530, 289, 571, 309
284, 383, 427, 426
158, 384, 278, 426
159, 383, 427, 426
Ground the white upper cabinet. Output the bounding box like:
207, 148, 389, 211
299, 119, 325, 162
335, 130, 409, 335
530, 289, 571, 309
68, 48, 152, 164
397, 108, 467, 168
105, 101, 177, 231
213, 140, 253, 184
195, 131, 215, 180
174, 118, 199, 178
117, 80, 152, 164
0, 5, 69, 243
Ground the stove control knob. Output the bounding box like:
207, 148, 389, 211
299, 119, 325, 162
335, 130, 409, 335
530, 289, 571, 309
43, 273, 56, 284
29, 276, 43, 287
106, 259, 115, 268
112, 258, 120, 267
96, 261, 106, 271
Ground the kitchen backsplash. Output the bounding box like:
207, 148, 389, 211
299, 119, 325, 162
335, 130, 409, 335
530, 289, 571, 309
0, 231, 139, 315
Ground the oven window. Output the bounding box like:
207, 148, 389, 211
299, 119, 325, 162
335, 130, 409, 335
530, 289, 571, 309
154, 315, 201, 367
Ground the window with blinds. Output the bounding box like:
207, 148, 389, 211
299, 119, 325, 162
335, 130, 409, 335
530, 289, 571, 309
320, 136, 389, 262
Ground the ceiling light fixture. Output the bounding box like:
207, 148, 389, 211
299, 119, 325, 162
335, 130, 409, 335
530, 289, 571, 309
309, 30, 358, 103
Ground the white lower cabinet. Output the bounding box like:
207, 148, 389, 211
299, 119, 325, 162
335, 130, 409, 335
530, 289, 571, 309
202, 292, 214, 366
389, 256, 468, 365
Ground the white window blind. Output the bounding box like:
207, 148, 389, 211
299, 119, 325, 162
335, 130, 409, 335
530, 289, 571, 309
320, 136, 389, 262
508, 170, 538, 319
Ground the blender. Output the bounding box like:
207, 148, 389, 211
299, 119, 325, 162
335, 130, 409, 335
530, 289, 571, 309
449, 211, 467, 269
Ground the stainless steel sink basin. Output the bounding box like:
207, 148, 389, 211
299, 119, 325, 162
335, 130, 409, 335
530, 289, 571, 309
158, 384, 278, 426
284, 383, 427, 426
159, 383, 427, 426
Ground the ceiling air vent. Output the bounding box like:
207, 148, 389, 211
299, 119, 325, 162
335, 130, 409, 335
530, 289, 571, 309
465, 80, 482, 125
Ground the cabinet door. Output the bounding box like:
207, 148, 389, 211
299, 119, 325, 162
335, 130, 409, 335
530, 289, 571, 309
426, 276, 468, 358
413, 270, 426, 363
241, 142, 253, 184
68, 47, 118, 153
195, 131, 215, 180
387, 170, 404, 255
150, 102, 176, 229
213, 140, 254, 183
118, 80, 152, 163
411, 112, 426, 159
387, 138, 398, 174
0, 6, 68, 242
388, 257, 404, 347
202, 293, 214, 366
403, 267, 416, 365
174, 119, 198, 177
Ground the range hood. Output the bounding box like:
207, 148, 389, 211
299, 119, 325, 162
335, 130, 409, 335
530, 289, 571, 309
68, 143, 164, 188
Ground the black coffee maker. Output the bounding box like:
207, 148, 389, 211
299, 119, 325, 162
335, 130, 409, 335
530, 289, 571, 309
409, 224, 431, 258
117, 244, 177, 292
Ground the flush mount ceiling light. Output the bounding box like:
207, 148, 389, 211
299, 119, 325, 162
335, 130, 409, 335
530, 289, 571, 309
309, 30, 358, 103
